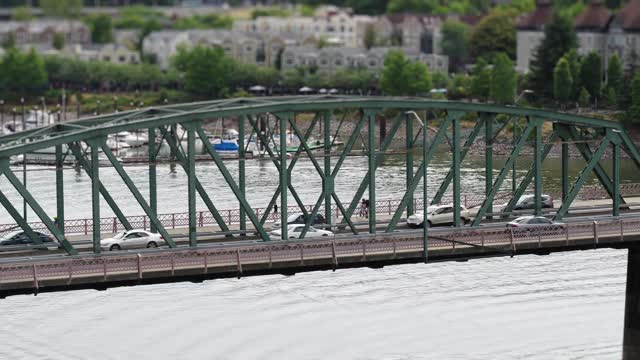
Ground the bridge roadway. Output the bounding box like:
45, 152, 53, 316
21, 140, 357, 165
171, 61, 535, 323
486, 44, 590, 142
1, 213, 639, 298
1, 196, 639, 259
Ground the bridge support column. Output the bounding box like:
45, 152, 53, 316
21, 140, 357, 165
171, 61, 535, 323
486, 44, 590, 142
324, 111, 332, 227
55, 144, 64, 234
484, 114, 493, 219
186, 123, 197, 247
406, 112, 413, 216
88, 139, 101, 254
624, 247, 640, 359
534, 117, 543, 216
239, 116, 247, 233
148, 128, 157, 233
613, 137, 621, 217
366, 110, 377, 234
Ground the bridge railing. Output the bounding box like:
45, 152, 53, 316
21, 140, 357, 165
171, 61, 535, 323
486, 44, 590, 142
2, 215, 640, 286
1, 183, 638, 238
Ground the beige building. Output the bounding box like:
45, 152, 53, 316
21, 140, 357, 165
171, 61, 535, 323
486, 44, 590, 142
0, 20, 90, 47
517, 0, 640, 73
281, 46, 448, 74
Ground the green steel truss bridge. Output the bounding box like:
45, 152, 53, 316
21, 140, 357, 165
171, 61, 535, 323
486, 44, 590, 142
3, 96, 640, 355
0, 95, 638, 256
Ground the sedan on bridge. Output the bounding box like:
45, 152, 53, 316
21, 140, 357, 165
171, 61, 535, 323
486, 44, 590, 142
507, 216, 565, 230
406, 204, 472, 228
0, 230, 56, 249
269, 224, 334, 240
272, 213, 327, 230
100, 230, 165, 251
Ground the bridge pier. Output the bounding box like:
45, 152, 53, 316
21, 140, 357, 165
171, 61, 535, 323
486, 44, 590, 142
624, 247, 640, 359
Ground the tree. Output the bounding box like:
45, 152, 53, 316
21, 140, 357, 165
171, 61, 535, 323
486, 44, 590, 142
12, 6, 33, 21
630, 71, 640, 124
579, 51, 602, 104
440, 20, 470, 72
380, 50, 408, 95
89, 15, 114, 44
387, 0, 438, 13
606, 53, 622, 105
181, 46, 233, 98
2, 32, 16, 50
578, 87, 591, 108
53, 32, 65, 50
469, 10, 516, 61
381, 50, 432, 96
364, 24, 376, 50
490, 52, 516, 104
553, 57, 573, 105
40, 0, 82, 19
564, 49, 582, 99
470, 57, 491, 100
0, 48, 48, 96
529, 14, 578, 98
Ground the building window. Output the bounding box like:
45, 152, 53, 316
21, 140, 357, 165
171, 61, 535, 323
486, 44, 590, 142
103, 56, 110, 62
321, 59, 328, 65
335, 59, 343, 66
286, 58, 294, 65
119, 56, 126, 63
369, 60, 377, 67
246, 46, 253, 52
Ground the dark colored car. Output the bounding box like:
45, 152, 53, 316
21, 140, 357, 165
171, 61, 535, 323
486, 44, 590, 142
273, 213, 327, 228
0, 231, 55, 247
513, 194, 554, 210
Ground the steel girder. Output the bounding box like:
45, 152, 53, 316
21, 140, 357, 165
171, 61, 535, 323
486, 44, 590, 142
0, 96, 636, 256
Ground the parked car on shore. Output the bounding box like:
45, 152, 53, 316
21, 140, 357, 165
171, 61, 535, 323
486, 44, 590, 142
270, 224, 334, 240
406, 204, 472, 228
100, 230, 165, 251
273, 213, 326, 229
0, 230, 56, 249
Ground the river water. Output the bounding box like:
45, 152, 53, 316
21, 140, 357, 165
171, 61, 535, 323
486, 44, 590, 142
0, 153, 637, 359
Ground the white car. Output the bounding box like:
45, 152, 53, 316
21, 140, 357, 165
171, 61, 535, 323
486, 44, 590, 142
101, 230, 165, 251
507, 216, 564, 229
270, 224, 334, 240
407, 204, 472, 228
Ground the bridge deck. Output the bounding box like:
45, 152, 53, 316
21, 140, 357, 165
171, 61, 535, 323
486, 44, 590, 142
1, 216, 639, 297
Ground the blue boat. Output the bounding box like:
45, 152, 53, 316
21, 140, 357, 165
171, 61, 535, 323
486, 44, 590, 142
213, 139, 239, 153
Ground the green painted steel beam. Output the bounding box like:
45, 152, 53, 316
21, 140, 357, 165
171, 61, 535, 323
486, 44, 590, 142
534, 118, 543, 216
324, 111, 332, 226
471, 120, 537, 226
406, 113, 414, 216
99, 140, 176, 248
1, 98, 628, 160
0, 163, 78, 255
148, 128, 157, 233
0, 188, 42, 245
484, 113, 494, 218
68, 142, 133, 231
367, 109, 377, 234
385, 115, 453, 233
503, 131, 559, 214
451, 111, 462, 227
343, 112, 404, 223
331, 112, 366, 178
278, 112, 289, 240
238, 116, 247, 232
88, 139, 101, 253
246, 114, 310, 219
560, 125, 626, 206
195, 126, 271, 241
431, 112, 482, 206
158, 126, 232, 235
613, 134, 621, 217
248, 113, 320, 224
186, 123, 197, 247
554, 133, 611, 220
55, 144, 64, 234
561, 135, 569, 203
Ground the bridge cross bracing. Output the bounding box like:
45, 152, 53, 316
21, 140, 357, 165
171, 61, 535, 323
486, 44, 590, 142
0, 96, 637, 258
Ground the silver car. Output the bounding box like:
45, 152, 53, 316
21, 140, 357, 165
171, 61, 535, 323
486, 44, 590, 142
101, 230, 165, 251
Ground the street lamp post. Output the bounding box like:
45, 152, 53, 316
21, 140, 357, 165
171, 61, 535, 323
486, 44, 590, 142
113, 96, 118, 113
515, 89, 534, 104
406, 111, 428, 262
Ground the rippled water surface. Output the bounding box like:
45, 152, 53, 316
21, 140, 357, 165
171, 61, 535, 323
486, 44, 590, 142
0, 249, 626, 359
0, 153, 636, 359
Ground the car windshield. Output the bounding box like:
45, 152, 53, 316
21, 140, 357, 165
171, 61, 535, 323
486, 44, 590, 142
514, 217, 533, 224
112, 231, 127, 239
